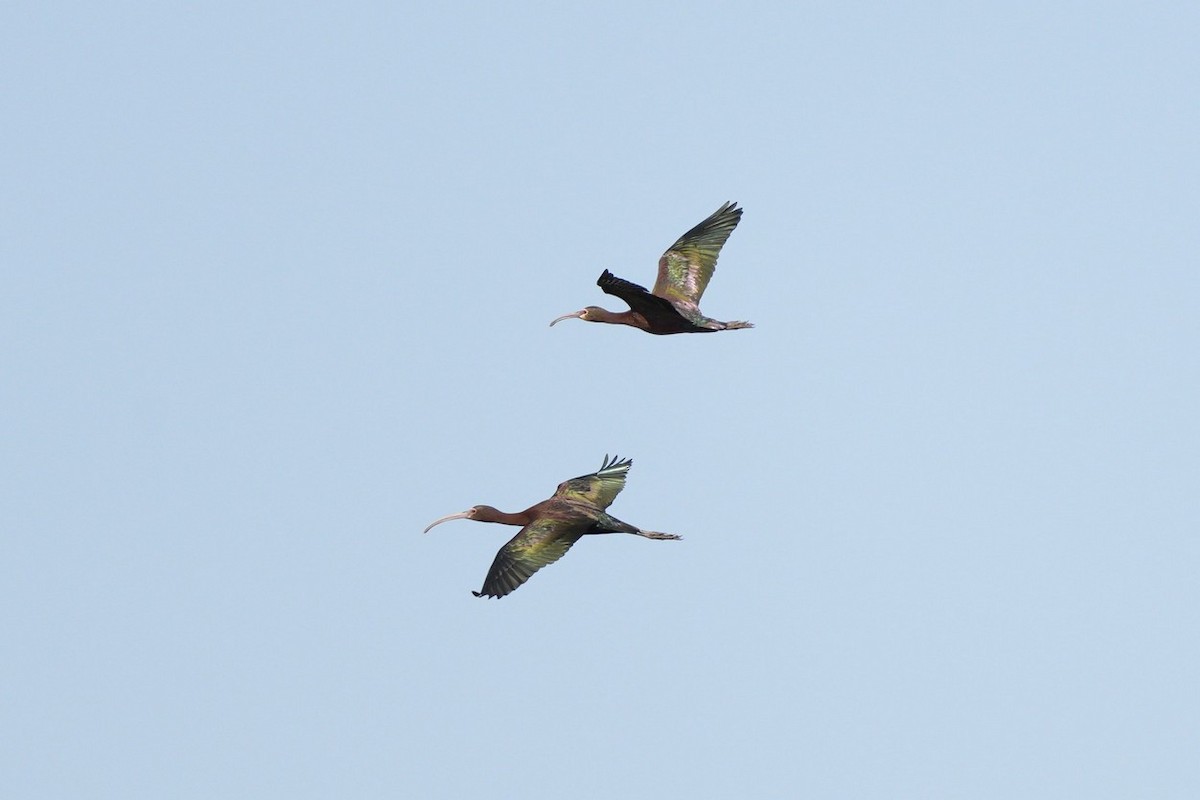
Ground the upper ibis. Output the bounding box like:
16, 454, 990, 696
423, 455, 681, 598
550, 201, 753, 334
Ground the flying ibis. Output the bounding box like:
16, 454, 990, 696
423, 456, 681, 598
550, 201, 753, 334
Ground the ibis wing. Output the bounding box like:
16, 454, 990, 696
553, 454, 632, 510
597, 270, 678, 319
474, 519, 583, 598
652, 202, 743, 306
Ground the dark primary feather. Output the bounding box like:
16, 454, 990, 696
597, 271, 678, 319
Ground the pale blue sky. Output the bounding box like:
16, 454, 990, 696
3, 2, 1197, 797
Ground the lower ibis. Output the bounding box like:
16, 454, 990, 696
423, 455, 681, 598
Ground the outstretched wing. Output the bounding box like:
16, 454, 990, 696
553, 454, 632, 510
474, 519, 584, 598
652, 201, 743, 307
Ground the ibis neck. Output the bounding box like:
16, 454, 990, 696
480, 508, 535, 526
592, 308, 649, 330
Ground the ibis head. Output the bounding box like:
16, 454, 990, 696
423, 504, 534, 533
423, 505, 502, 533
549, 306, 606, 326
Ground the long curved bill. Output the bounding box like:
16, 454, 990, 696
423, 510, 472, 533
549, 310, 585, 327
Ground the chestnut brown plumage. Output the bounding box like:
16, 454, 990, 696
550, 202, 753, 334
423, 456, 681, 598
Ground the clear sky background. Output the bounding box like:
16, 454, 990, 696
3, 2, 1197, 798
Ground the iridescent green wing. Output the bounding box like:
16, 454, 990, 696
652, 202, 743, 307
474, 519, 584, 598
552, 455, 632, 511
